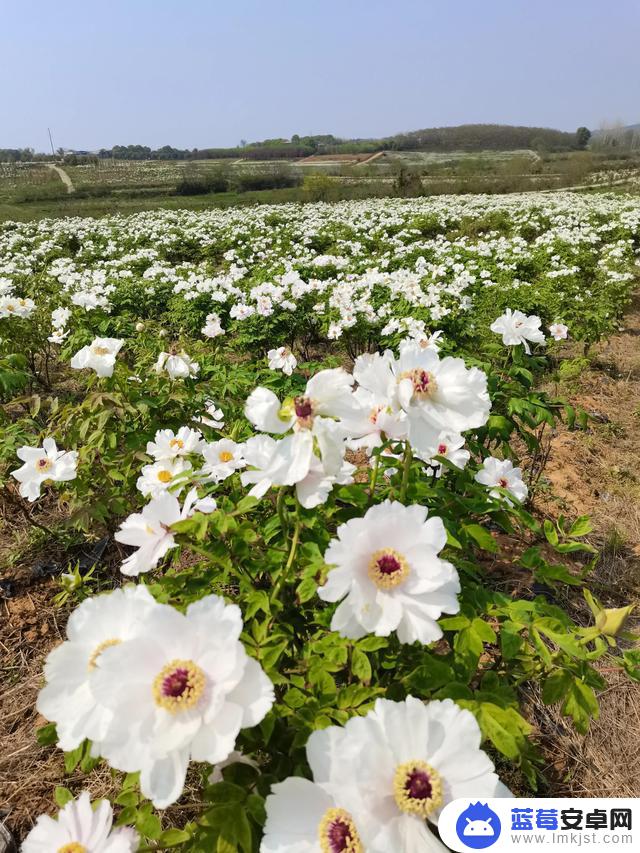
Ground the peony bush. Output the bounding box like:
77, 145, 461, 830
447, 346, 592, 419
1, 193, 639, 851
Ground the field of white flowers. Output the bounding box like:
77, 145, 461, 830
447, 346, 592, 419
1, 191, 639, 852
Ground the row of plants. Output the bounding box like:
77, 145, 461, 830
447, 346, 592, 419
1, 194, 638, 852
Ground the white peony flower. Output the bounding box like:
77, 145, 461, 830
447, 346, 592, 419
201, 438, 246, 482
304, 697, 511, 852
490, 309, 546, 354
267, 346, 297, 376
241, 419, 353, 509
0, 295, 35, 318
318, 500, 460, 644
244, 368, 357, 435
11, 438, 78, 502
147, 426, 204, 461
136, 458, 192, 499
194, 399, 225, 430
475, 456, 528, 504
115, 488, 216, 576
92, 595, 275, 808
37, 586, 159, 751
342, 352, 408, 452
549, 322, 569, 340
426, 431, 470, 477
70, 337, 124, 378
154, 350, 200, 379
202, 311, 225, 338
391, 341, 491, 457
22, 791, 138, 853
262, 777, 368, 853
48, 328, 69, 344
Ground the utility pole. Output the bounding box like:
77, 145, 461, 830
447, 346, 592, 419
47, 127, 55, 157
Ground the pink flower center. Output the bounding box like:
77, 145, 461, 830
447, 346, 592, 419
37, 457, 52, 471
294, 396, 314, 419
498, 477, 508, 488
368, 548, 409, 590
162, 668, 191, 697
393, 760, 443, 818
152, 659, 205, 713
318, 808, 363, 853
294, 395, 315, 428
437, 443, 447, 455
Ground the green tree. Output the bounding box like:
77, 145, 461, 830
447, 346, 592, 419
576, 127, 592, 149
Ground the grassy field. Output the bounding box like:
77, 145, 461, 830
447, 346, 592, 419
0, 149, 639, 222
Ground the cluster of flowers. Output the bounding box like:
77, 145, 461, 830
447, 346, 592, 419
25, 694, 510, 852
0, 192, 637, 348
36, 587, 275, 808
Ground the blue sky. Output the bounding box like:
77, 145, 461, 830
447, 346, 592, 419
2, 0, 638, 151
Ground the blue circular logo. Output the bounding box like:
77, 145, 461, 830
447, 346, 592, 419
455, 802, 501, 849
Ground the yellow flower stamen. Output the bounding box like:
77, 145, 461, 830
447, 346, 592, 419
318, 807, 363, 853
157, 470, 173, 483
170, 438, 184, 449
152, 659, 206, 713
393, 760, 443, 818
218, 450, 234, 463
58, 844, 87, 853
92, 345, 111, 356
87, 638, 122, 671
368, 548, 410, 590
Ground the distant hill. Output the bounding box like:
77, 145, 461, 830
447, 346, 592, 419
0, 123, 585, 164
193, 123, 581, 161
382, 123, 577, 152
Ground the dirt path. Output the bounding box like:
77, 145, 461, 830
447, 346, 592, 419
532, 292, 640, 797
356, 151, 385, 166
46, 163, 75, 194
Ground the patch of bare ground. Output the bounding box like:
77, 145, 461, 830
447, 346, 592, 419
531, 292, 640, 797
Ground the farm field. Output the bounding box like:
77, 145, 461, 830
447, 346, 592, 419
1, 191, 640, 850
2, 150, 640, 225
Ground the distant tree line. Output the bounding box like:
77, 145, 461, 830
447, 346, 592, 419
0, 125, 594, 163
0, 148, 57, 163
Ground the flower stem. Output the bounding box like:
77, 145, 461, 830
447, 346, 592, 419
368, 451, 381, 504
276, 487, 289, 534
399, 443, 412, 503
270, 504, 300, 603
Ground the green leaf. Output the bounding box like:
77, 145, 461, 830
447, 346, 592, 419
622, 649, 640, 682
543, 519, 559, 546
439, 615, 470, 630
233, 495, 258, 515
487, 414, 514, 439
569, 515, 593, 537
500, 626, 523, 660
115, 791, 139, 808
562, 678, 600, 733
36, 722, 58, 746
297, 576, 318, 603
54, 787, 74, 808
357, 636, 389, 652
157, 828, 192, 847
464, 524, 498, 553
246, 794, 267, 827
351, 648, 372, 683
542, 668, 573, 704
136, 811, 162, 840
